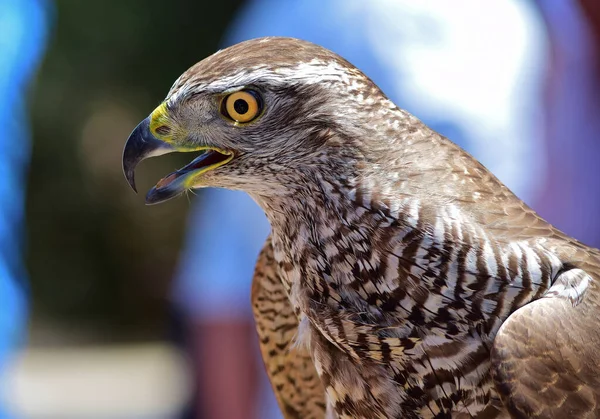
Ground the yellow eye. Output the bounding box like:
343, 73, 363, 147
222, 90, 262, 123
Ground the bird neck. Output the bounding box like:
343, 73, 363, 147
253, 156, 400, 263
251, 150, 363, 227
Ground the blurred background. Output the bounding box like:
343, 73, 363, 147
0, 0, 599, 418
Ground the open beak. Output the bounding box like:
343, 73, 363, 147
122, 117, 233, 205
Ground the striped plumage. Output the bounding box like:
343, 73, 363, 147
123, 38, 600, 418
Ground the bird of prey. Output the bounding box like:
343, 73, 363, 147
122, 38, 600, 418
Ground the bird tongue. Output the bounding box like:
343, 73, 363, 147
146, 150, 229, 205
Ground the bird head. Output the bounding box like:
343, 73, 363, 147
123, 37, 400, 205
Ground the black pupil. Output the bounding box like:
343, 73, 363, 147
233, 99, 249, 115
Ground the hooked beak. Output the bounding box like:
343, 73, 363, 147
122, 117, 175, 193
122, 116, 234, 205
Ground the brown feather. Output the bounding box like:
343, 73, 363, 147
252, 237, 327, 418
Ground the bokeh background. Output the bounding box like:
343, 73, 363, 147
27, 0, 243, 342
1, 0, 600, 418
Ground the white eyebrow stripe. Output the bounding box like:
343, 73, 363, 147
167, 58, 365, 104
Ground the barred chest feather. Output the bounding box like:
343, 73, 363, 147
266, 187, 564, 419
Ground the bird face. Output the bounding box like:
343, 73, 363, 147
123, 37, 376, 204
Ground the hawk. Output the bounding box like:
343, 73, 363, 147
122, 38, 600, 418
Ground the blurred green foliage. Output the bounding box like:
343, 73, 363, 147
27, 0, 243, 342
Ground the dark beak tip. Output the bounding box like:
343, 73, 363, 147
124, 168, 138, 193
145, 186, 183, 205
144, 188, 159, 205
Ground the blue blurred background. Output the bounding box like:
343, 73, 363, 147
0, 0, 599, 418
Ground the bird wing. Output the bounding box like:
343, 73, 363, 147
252, 237, 326, 419
491, 256, 600, 418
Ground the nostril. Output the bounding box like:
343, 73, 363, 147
155, 125, 171, 136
